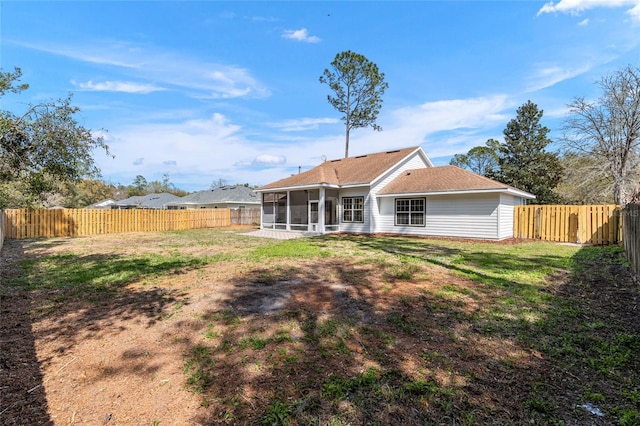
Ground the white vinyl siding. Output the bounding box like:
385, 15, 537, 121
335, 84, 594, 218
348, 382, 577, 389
425, 194, 500, 239
339, 188, 370, 233
377, 194, 501, 239
369, 150, 431, 233
498, 194, 519, 239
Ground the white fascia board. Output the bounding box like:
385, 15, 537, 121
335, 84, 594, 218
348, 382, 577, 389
254, 183, 340, 193
339, 183, 371, 190
377, 188, 536, 199
504, 188, 536, 199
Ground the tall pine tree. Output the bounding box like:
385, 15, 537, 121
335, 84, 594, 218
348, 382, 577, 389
497, 100, 562, 204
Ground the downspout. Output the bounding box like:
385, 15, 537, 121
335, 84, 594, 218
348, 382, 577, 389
286, 190, 291, 231
319, 186, 326, 234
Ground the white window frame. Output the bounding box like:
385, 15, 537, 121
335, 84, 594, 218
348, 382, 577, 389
342, 197, 364, 223
395, 198, 425, 227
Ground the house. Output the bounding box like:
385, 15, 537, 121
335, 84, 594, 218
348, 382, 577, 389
256, 146, 535, 240
84, 198, 115, 209
112, 193, 181, 209
165, 185, 260, 209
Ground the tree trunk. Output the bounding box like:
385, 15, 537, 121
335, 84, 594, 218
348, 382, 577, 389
345, 127, 350, 158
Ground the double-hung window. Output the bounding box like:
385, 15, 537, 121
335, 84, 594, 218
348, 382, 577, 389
342, 197, 364, 223
395, 198, 425, 226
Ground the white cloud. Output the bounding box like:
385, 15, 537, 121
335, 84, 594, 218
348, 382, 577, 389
525, 64, 592, 91
20, 40, 270, 99
335, 95, 514, 159
537, 0, 640, 22
578, 18, 590, 25
246, 15, 278, 22
282, 28, 321, 43
252, 154, 287, 166
133, 158, 144, 166
96, 96, 533, 188
268, 117, 339, 131
15, 40, 143, 68
74, 80, 164, 94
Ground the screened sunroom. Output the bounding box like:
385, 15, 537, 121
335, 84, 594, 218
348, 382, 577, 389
261, 188, 339, 233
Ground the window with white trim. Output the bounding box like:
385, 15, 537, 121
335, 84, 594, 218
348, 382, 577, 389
342, 197, 364, 223
395, 198, 425, 226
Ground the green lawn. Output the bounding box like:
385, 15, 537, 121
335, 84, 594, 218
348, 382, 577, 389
4, 230, 639, 425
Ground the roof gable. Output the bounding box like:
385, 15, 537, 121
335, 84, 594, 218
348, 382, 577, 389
259, 147, 422, 190
378, 165, 535, 198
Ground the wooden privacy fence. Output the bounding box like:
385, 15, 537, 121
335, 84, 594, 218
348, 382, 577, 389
230, 208, 261, 225
514, 204, 621, 245
622, 204, 640, 277
3, 208, 234, 239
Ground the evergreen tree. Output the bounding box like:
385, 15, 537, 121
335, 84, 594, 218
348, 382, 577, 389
319, 51, 388, 158
497, 100, 562, 204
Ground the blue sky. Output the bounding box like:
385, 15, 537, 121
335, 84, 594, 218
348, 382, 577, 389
2, 1, 639, 192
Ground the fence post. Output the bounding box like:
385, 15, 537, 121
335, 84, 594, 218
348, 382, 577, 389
0, 209, 4, 253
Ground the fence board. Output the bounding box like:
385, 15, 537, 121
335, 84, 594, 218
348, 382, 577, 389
0, 210, 4, 253
2, 208, 245, 240
230, 208, 261, 225
622, 204, 639, 278
514, 204, 620, 244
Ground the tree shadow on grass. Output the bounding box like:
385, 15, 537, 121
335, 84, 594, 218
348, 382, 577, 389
180, 239, 551, 424
0, 239, 192, 424
186, 258, 443, 425
1, 240, 52, 424
183, 235, 640, 425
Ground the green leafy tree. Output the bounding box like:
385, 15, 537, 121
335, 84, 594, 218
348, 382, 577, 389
0, 67, 110, 208
450, 139, 500, 177
496, 100, 563, 204
319, 51, 389, 158
561, 65, 640, 206
124, 173, 187, 198
148, 173, 188, 196
127, 175, 149, 197
62, 179, 119, 208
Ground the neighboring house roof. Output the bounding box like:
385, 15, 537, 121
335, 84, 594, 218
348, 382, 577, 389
85, 198, 115, 209
167, 185, 259, 206
114, 193, 182, 208
258, 147, 423, 190
378, 165, 536, 199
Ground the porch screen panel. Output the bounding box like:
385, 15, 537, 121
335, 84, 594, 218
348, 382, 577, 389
263, 192, 287, 224
325, 189, 338, 225
276, 193, 287, 223
262, 193, 276, 223
289, 191, 308, 225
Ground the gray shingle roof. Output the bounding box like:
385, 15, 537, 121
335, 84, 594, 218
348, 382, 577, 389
114, 193, 181, 209
84, 198, 115, 209
168, 185, 259, 206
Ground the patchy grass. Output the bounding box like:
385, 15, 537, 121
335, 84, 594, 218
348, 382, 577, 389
3, 229, 639, 425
